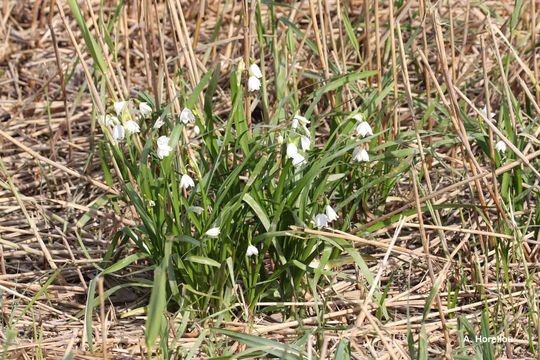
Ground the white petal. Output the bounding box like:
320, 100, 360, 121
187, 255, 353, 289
205, 227, 220, 237
246, 245, 259, 257
125, 120, 140, 134
356, 121, 373, 137
292, 118, 299, 129
248, 76, 261, 92
112, 124, 125, 142
139, 102, 152, 117
277, 135, 284, 144
157, 135, 169, 147
193, 125, 200, 135
291, 153, 305, 167
286, 143, 298, 158
495, 140, 507, 153
180, 174, 195, 189
113, 101, 126, 116
180, 108, 195, 124
314, 213, 329, 228
249, 63, 262, 78
300, 136, 311, 151
352, 147, 369, 162
188, 206, 204, 215
157, 145, 172, 159
325, 205, 338, 222
153, 117, 164, 129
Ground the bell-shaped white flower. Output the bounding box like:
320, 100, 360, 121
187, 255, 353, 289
113, 101, 127, 116
480, 106, 496, 122
291, 153, 305, 167
314, 213, 329, 228
495, 140, 507, 153
246, 244, 259, 257
248, 76, 261, 92
286, 143, 298, 158
112, 124, 125, 142
292, 114, 310, 129
125, 120, 140, 134
180, 108, 195, 124
356, 121, 373, 137
139, 102, 152, 118
193, 125, 200, 135
188, 206, 204, 215
153, 117, 164, 129
325, 205, 338, 222
300, 136, 311, 151
205, 227, 220, 237
180, 174, 195, 189
156, 136, 173, 159
249, 63, 263, 79
352, 147, 369, 162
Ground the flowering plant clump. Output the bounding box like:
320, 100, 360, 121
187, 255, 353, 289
95, 61, 407, 349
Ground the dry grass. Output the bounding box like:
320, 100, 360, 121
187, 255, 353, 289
1, 0, 539, 358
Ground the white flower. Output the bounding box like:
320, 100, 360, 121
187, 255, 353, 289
139, 102, 152, 117
300, 135, 311, 151
179, 108, 195, 124
205, 227, 220, 237
495, 140, 507, 153
277, 135, 284, 144
248, 76, 261, 92
480, 106, 496, 122
246, 245, 259, 257
112, 124, 125, 142
153, 117, 164, 129
148, 200, 156, 207
314, 213, 329, 228
352, 147, 370, 162
286, 143, 298, 158
180, 174, 195, 189
100, 114, 118, 126
356, 121, 373, 137
113, 101, 127, 116
292, 114, 310, 129
193, 125, 200, 135
188, 206, 204, 215
291, 153, 305, 167
249, 63, 262, 78
156, 136, 173, 159
353, 113, 364, 122
325, 205, 338, 222
125, 120, 140, 134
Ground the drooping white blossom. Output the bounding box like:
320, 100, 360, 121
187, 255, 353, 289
314, 213, 329, 228
156, 136, 173, 159
325, 205, 338, 222
356, 121, 373, 137
113, 101, 127, 116
125, 120, 140, 134
495, 140, 507, 153
286, 143, 298, 158
249, 63, 263, 79
300, 135, 311, 151
352, 147, 370, 162
292, 114, 310, 129
248, 76, 261, 92
139, 102, 152, 118
153, 117, 164, 129
205, 227, 220, 237
180, 174, 195, 189
180, 108, 195, 124
246, 245, 259, 257
112, 124, 125, 142
480, 106, 496, 122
